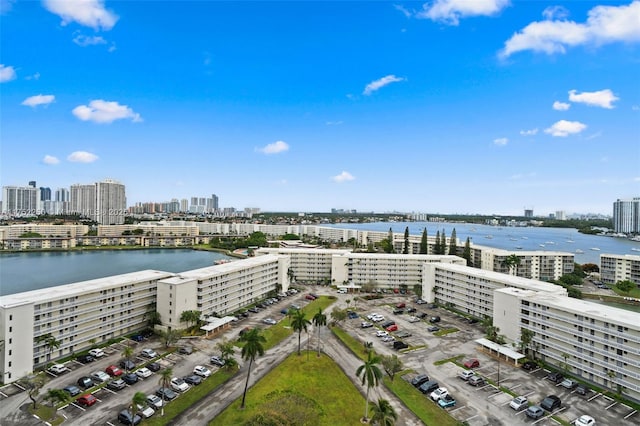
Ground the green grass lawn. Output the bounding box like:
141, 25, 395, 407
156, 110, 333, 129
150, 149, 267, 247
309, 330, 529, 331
611, 285, 640, 298
210, 352, 365, 425
434, 327, 459, 337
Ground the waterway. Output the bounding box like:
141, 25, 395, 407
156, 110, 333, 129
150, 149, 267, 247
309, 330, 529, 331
328, 221, 640, 265
0, 249, 231, 296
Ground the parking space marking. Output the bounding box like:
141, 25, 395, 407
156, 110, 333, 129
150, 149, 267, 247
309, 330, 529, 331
587, 392, 602, 402
71, 403, 85, 411
13, 382, 25, 391
103, 387, 117, 395
624, 409, 637, 419
465, 414, 479, 421
0, 390, 7, 398
449, 405, 466, 413
606, 401, 618, 410
510, 384, 521, 391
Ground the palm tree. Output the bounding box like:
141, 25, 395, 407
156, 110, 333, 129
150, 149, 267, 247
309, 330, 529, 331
240, 328, 266, 409
502, 254, 521, 276
131, 391, 147, 419
122, 346, 134, 372
36, 333, 61, 364
312, 308, 327, 357
158, 367, 173, 416
370, 398, 397, 426
45, 388, 69, 408
216, 338, 236, 364
289, 309, 311, 356
356, 350, 383, 422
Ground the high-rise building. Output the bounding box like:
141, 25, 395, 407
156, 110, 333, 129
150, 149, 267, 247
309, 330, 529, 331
1, 185, 39, 215
96, 179, 126, 225
211, 194, 219, 211
70, 184, 96, 219
180, 199, 189, 212
39, 187, 51, 201
55, 188, 69, 202
555, 210, 566, 221
28, 181, 36, 188
613, 198, 640, 234
524, 208, 533, 218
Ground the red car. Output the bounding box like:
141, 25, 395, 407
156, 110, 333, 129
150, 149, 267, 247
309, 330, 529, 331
305, 294, 316, 300
396, 302, 406, 308
77, 394, 97, 406
105, 365, 123, 376
386, 324, 398, 332
464, 359, 480, 369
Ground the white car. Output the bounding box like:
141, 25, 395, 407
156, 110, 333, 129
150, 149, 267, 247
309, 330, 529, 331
193, 365, 211, 378
458, 370, 474, 381
408, 316, 420, 323
509, 396, 528, 411
376, 330, 389, 337
136, 404, 155, 418
430, 387, 449, 401
575, 415, 596, 426
48, 364, 67, 374
91, 371, 110, 383
146, 394, 163, 410
88, 348, 105, 358
135, 367, 152, 378
141, 348, 158, 358
372, 315, 385, 322
170, 377, 190, 392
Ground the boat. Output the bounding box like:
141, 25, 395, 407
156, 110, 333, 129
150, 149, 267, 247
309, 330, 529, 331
631, 248, 640, 252
566, 239, 574, 243
509, 238, 518, 241
575, 249, 584, 254
539, 244, 545, 248
485, 235, 493, 239
516, 246, 523, 250
545, 241, 555, 245
521, 236, 528, 240
214, 259, 233, 265
590, 247, 601, 251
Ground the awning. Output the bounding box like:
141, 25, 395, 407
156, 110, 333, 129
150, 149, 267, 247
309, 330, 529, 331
475, 338, 526, 365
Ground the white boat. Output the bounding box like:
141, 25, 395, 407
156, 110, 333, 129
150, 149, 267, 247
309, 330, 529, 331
575, 249, 584, 254
566, 239, 574, 243
485, 235, 493, 239
590, 247, 601, 251
545, 241, 555, 245
631, 248, 640, 252
539, 244, 545, 248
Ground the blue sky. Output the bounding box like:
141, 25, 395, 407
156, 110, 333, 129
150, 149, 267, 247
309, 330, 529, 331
1, 0, 639, 216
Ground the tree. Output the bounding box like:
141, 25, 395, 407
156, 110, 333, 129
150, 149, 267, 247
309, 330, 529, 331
240, 328, 266, 409
559, 274, 583, 286
582, 263, 599, 273
462, 237, 472, 266
356, 351, 383, 422
502, 254, 521, 276
440, 229, 447, 255
520, 328, 534, 356
448, 228, 457, 256
312, 308, 327, 357
131, 391, 147, 420
217, 338, 236, 365
287, 267, 295, 284
412, 284, 422, 298
403, 226, 409, 254
330, 307, 347, 325
160, 329, 181, 348
36, 333, 61, 364
180, 310, 201, 329
158, 367, 173, 416
45, 388, 69, 407
616, 279, 636, 295
419, 228, 428, 254
147, 310, 161, 327
483, 317, 499, 342
434, 231, 441, 255
370, 398, 397, 426
381, 354, 403, 382
246, 231, 267, 247
122, 346, 134, 372
289, 309, 311, 356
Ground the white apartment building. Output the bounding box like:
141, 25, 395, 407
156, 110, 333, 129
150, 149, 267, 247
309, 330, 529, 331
255, 248, 351, 284
1, 185, 39, 215
95, 179, 126, 225
476, 247, 574, 281
494, 289, 640, 403
97, 222, 199, 237
0, 270, 173, 382
156, 254, 289, 330
332, 253, 466, 290
69, 184, 96, 219
423, 263, 567, 320
0, 224, 88, 239
600, 254, 640, 286
613, 198, 640, 234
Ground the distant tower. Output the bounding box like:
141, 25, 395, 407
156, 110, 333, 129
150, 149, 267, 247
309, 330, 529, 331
39, 187, 52, 201
28, 181, 36, 188
95, 179, 126, 225
613, 198, 640, 233
524, 207, 534, 218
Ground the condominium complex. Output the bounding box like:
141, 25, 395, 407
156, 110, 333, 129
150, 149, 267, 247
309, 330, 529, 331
255, 247, 351, 284
1, 185, 39, 215
613, 198, 640, 234
476, 247, 574, 281
95, 180, 127, 225
600, 254, 640, 286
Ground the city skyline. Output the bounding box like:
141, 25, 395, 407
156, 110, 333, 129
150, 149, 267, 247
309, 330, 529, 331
1, 1, 639, 215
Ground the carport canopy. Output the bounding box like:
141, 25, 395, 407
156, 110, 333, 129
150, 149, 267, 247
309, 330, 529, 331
475, 338, 526, 366
201, 316, 235, 336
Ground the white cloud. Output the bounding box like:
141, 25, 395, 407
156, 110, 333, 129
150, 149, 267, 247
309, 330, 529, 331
500, 1, 640, 58
542, 5, 569, 21
544, 120, 587, 137
43, 0, 119, 31
332, 171, 355, 183
417, 0, 510, 25
568, 89, 619, 109
25, 72, 40, 80
0, 64, 16, 82
72, 99, 142, 123
553, 101, 571, 111
259, 140, 289, 154
394, 4, 412, 18
42, 155, 60, 165
326, 120, 343, 126
67, 151, 98, 163
493, 137, 508, 146
21, 94, 55, 107
363, 75, 405, 95
520, 128, 538, 136
73, 34, 107, 47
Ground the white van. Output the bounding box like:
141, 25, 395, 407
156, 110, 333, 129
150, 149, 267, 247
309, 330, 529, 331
337, 288, 347, 294
48, 364, 67, 374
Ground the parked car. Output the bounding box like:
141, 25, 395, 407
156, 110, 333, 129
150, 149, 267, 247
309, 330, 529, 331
575, 384, 589, 395
63, 385, 81, 397
376, 330, 389, 338
540, 395, 561, 412
525, 405, 545, 419
560, 378, 578, 389
193, 365, 211, 377
210, 356, 225, 367
170, 377, 190, 392
117, 409, 142, 425
120, 360, 136, 371
130, 334, 144, 342
546, 372, 564, 384
262, 318, 277, 325
468, 375, 485, 386
396, 331, 411, 338
122, 373, 139, 385
91, 371, 110, 383
393, 308, 404, 315
155, 387, 177, 401
386, 324, 398, 332
417, 312, 428, 319
429, 316, 441, 323
575, 415, 596, 426
183, 374, 202, 386
141, 348, 158, 358
347, 311, 359, 319
382, 335, 395, 343
178, 345, 193, 355
88, 348, 105, 358
147, 394, 164, 409
76, 354, 94, 364
430, 387, 449, 401
406, 307, 417, 313
521, 360, 537, 371
48, 364, 67, 374
77, 394, 97, 407
106, 365, 123, 377
135, 367, 152, 378
381, 320, 396, 328
427, 326, 440, 332
416, 299, 426, 304
305, 294, 316, 300
107, 379, 126, 391
418, 380, 439, 394
458, 370, 474, 381
410, 374, 429, 387
361, 321, 373, 328
438, 394, 456, 408
77, 376, 94, 389
509, 396, 529, 410
396, 302, 406, 308
463, 359, 480, 369
147, 362, 161, 372
136, 404, 155, 418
